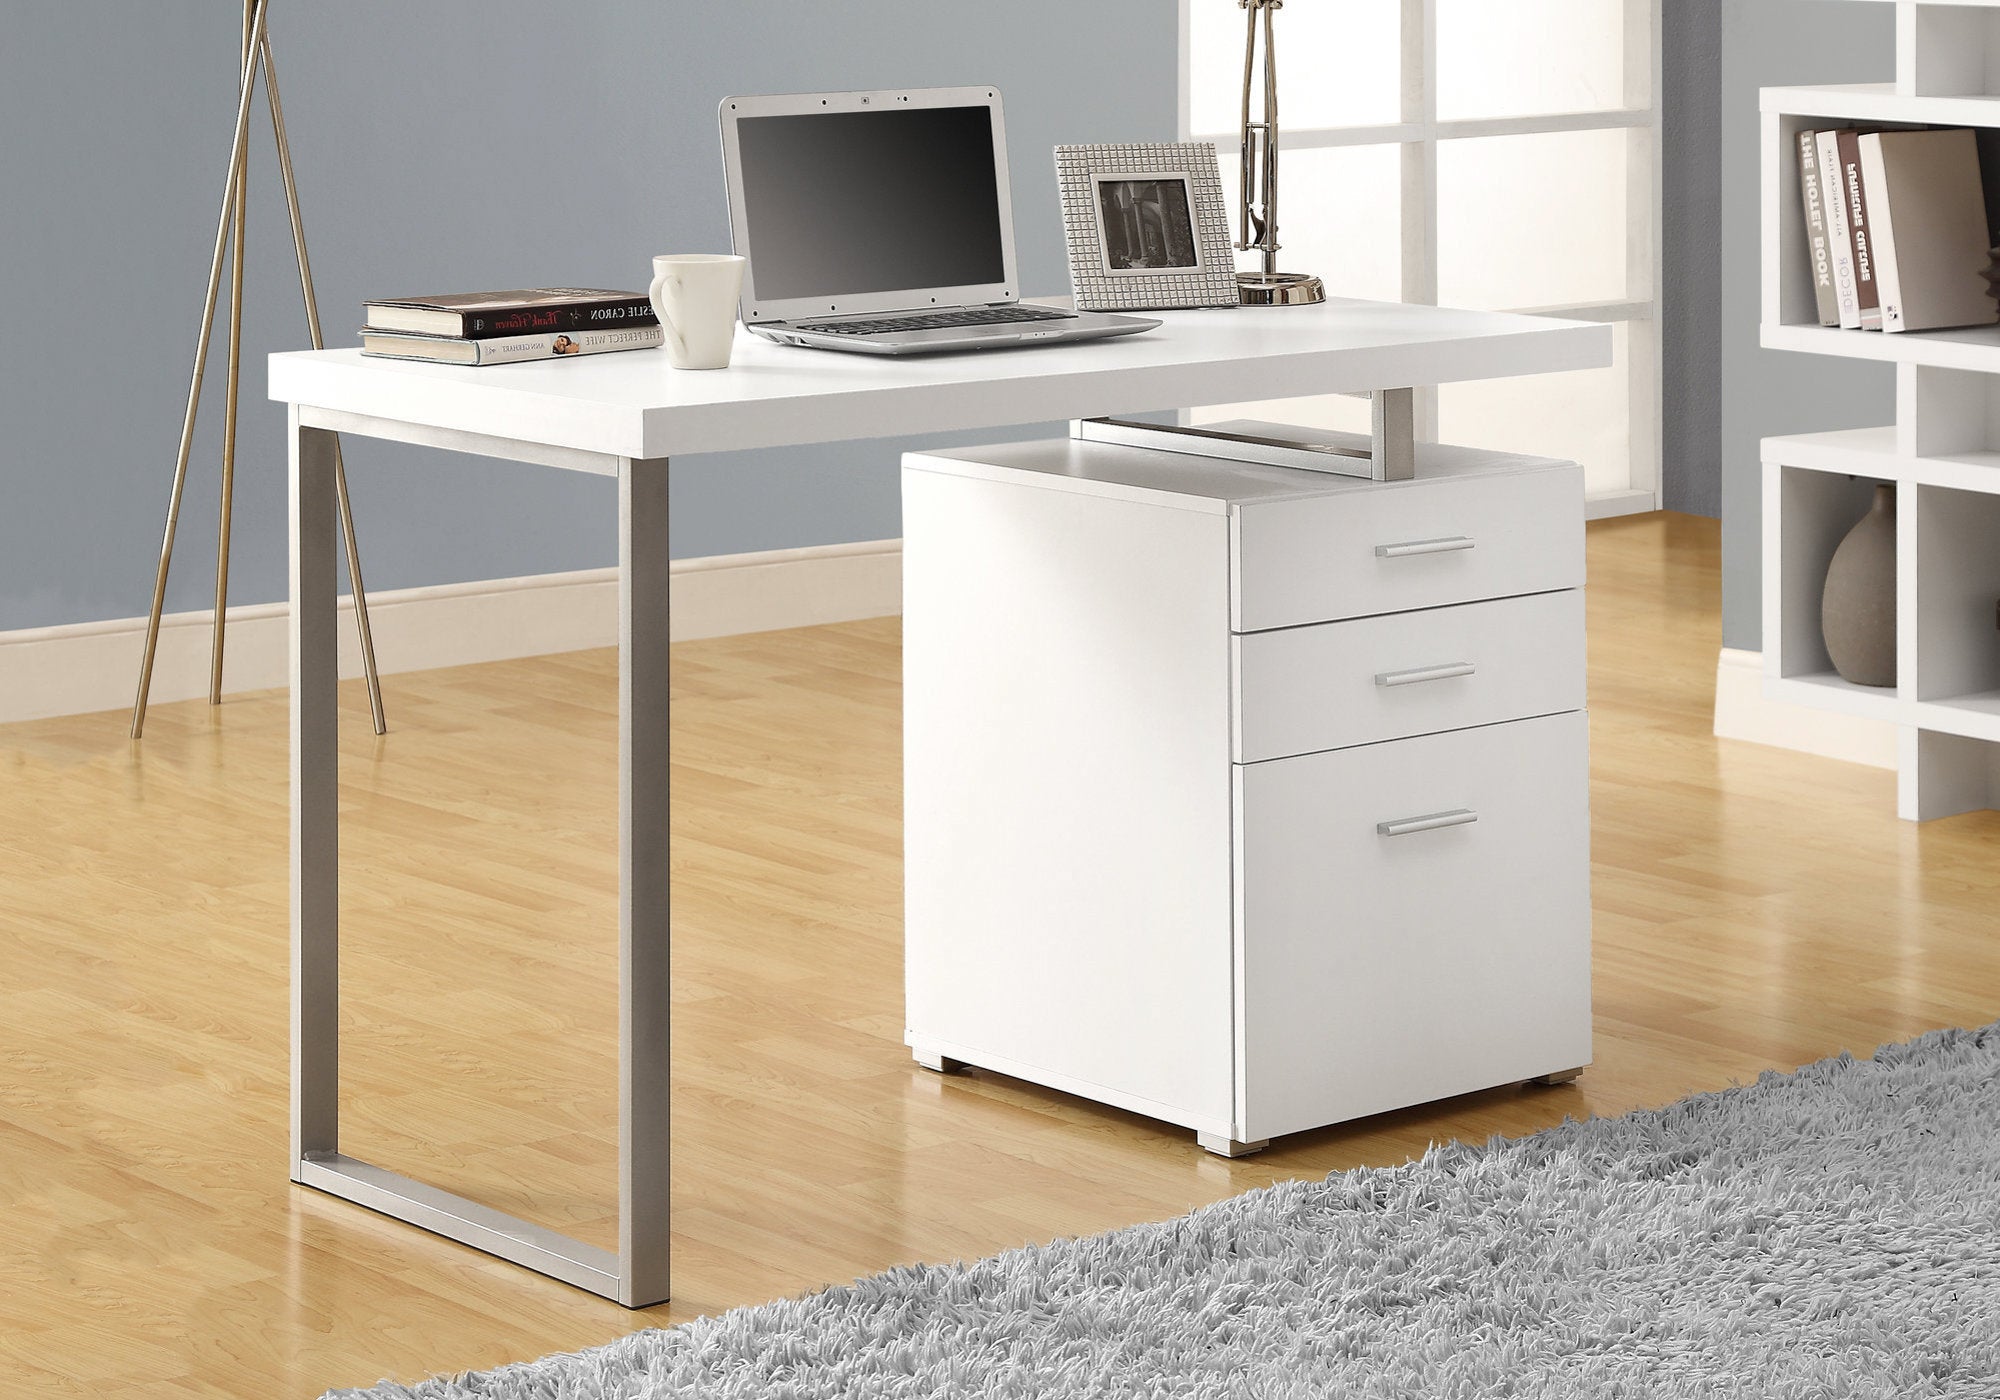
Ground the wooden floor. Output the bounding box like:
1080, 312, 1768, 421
4, 512, 1997, 1397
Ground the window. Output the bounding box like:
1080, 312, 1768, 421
1179, 0, 1661, 514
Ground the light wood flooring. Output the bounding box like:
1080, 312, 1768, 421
3, 512, 1997, 1397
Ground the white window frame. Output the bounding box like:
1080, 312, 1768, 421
1176, 0, 1663, 517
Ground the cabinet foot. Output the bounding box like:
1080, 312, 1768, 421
1196, 1131, 1270, 1158
911, 1047, 966, 1074
1530, 1066, 1585, 1087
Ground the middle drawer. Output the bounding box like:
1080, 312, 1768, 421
1232, 589, 1585, 763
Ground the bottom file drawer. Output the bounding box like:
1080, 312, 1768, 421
1234, 710, 1591, 1142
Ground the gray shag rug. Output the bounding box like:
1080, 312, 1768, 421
328, 1023, 2000, 1398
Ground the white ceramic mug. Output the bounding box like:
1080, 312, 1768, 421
648, 254, 746, 370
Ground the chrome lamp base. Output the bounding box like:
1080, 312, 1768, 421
1237, 270, 1326, 307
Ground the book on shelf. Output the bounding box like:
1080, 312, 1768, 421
1835, 129, 1884, 331
1857, 128, 1999, 334
360, 324, 666, 364
363, 288, 658, 339
1796, 128, 1841, 327
1814, 129, 1862, 329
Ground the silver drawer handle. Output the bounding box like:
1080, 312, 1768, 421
1377, 808, 1478, 838
1376, 661, 1476, 687
1375, 535, 1476, 558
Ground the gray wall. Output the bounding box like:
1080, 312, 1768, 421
1718, 0, 1895, 650
1663, 0, 1723, 517
0, 3, 1174, 633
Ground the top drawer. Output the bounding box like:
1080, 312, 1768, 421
1232, 462, 1583, 631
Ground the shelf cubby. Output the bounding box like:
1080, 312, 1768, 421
1762, 427, 2000, 816
1910, 483, 2000, 721
1898, 6, 2000, 100
1761, 91, 2000, 352
1896, 364, 2000, 457
1897, 727, 2000, 819
1761, 448, 1905, 722
1907, 534, 2000, 809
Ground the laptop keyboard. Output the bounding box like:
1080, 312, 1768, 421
795, 306, 1079, 336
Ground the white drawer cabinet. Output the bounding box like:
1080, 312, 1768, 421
902, 433, 1591, 1156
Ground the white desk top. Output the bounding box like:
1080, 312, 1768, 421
269, 298, 1611, 462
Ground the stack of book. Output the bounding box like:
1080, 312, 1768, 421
360, 287, 665, 364
1796, 127, 2000, 334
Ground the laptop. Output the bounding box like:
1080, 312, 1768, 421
718, 86, 1160, 355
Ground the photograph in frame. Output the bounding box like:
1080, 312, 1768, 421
1095, 177, 1200, 271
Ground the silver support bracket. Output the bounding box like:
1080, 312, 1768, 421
1370, 385, 1416, 483
1072, 387, 1417, 483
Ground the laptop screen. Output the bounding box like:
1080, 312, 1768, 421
733, 105, 1008, 303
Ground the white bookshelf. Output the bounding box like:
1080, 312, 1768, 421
1761, 30, 2000, 816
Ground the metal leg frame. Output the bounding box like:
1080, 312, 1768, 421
289, 421, 672, 1306
1072, 387, 1416, 484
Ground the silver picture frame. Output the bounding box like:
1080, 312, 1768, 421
1056, 142, 1240, 311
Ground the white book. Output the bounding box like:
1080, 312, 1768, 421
1858, 128, 1998, 334
1817, 129, 1861, 329
359, 324, 666, 365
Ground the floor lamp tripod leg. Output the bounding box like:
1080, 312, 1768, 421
131, 1, 271, 741
210, 0, 256, 707
262, 28, 387, 734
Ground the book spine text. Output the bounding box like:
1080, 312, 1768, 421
1855, 135, 1906, 333
472, 326, 667, 363
464, 299, 659, 339
1817, 130, 1860, 329
1837, 129, 1882, 331
1797, 129, 1840, 327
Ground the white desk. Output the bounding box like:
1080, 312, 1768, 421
268, 298, 1610, 1307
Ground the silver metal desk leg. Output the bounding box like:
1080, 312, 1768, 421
618, 456, 673, 1308
286, 421, 672, 1306
290, 411, 340, 1165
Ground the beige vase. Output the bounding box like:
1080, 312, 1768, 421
1821, 483, 1896, 688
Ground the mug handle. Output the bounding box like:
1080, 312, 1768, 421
648, 270, 688, 362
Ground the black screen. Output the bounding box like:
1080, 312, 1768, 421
735, 105, 1008, 303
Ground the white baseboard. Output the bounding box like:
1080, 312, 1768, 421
1584, 487, 1659, 520
0, 538, 902, 725
1711, 647, 1897, 770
